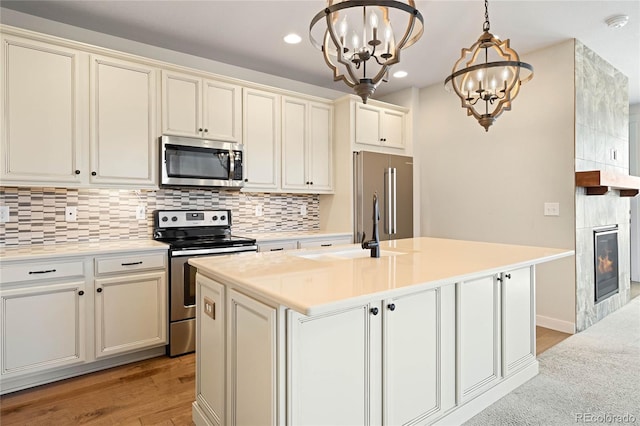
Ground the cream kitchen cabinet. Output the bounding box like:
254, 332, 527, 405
501, 267, 535, 377
287, 286, 456, 425
0, 35, 84, 185
0, 33, 159, 188
0, 260, 87, 379
243, 88, 281, 191
161, 70, 242, 142
296, 235, 352, 249
90, 54, 157, 186
281, 96, 333, 193
257, 240, 298, 253
355, 102, 406, 149
93, 252, 167, 358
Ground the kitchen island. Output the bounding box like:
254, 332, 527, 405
189, 237, 573, 426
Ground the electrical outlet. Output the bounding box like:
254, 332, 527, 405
300, 204, 307, 216
65, 206, 77, 222
136, 205, 146, 220
544, 202, 560, 217
255, 204, 263, 217
0, 206, 9, 223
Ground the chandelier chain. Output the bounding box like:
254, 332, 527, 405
483, 0, 490, 32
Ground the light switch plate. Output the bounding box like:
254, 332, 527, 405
255, 204, 263, 217
65, 206, 77, 222
136, 205, 146, 220
544, 202, 560, 216
300, 204, 307, 216
0, 206, 9, 223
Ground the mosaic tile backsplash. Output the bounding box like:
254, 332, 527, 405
0, 187, 320, 247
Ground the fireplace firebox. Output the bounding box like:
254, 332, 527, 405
593, 226, 619, 303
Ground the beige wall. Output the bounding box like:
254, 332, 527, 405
417, 40, 577, 330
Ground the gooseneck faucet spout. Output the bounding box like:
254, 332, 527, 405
361, 192, 380, 258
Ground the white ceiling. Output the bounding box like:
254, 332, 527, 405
2, 0, 639, 104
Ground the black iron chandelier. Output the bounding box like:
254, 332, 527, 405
310, 0, 424, 104
444, 0, 533, 131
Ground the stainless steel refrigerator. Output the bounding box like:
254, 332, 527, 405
353, 151, 413, 244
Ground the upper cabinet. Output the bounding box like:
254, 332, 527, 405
0, 33, 159, 189
243, 88, 280, 191
0, 36, 84, 185
90, 54, 157, 186
281, 97, 333, 193
355, 102, 406, 149
161, 70, 241, 142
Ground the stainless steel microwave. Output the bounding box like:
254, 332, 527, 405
160, 135, 244, 189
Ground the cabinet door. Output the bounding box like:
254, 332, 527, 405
90, 55, 157, 186
196, 274, 226, 426
288, 302, 380, 425
203, 79, 242, 143
383, 289, 441, 425
94, 271, 167, 358
0, 281, 86, 377
1, 36, 84, 185
227, 289, 276, 426
281, 97, 308, 191
243, 88, 280, 190
308, 102, 333, 192
457, 275, 501, 402
355, 103, 381, 146
161, 70, 201, 137
381, 109, 405, 148
502, 267, 535, 376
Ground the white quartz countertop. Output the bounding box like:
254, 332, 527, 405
0, 240, 169, 262
189, 237, 574, 316
246, 231, 351, 243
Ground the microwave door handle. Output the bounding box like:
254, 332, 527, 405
229, 150, 235, 180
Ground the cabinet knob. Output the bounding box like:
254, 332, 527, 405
198, 128, 203, 132
387, 303, 396, 311
505, 273, 511, 279
370, 307, 379, 316
91, 171, 97, 176
75, 170, 80, 175
306, 181, 309, 185
497, 276, 503, 282
97, 288, 103, 293
204, 129, 208, 133
310, 181, 313, 185
244, 178, 248, 182
78, 290, 84, 296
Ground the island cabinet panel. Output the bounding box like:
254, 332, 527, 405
0, 280, 86, 377
227, 289, 277, 426
457, 275, 502, 402
196, 274, 226, 426
287, 302, 380, 425
383, 285, 456, 425
502, 267, 535, 377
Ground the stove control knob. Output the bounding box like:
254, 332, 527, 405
171, 216, 178, 222
153, 231, 162, 239
161, 216, 168, 222
220, 215, 226, 221
212, 215, 218, 221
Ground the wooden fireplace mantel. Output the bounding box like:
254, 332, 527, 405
576, 170, 640, 197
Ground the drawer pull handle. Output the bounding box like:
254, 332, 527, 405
121, 261, 143, 266
270, 248, 284, 251
28, 269, 56, 275
320, 244, 332, 247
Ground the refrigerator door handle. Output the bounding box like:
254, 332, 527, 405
391, 167, 397, 234
385, 167, 392, 234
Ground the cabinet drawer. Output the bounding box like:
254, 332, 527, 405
0, 260, 85, 285
95, 253, 166, 275
297, 236, 352, 249
257, 241, 298, 253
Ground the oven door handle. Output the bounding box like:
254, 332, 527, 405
170, 245, 257, 257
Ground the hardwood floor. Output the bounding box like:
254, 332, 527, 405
1, 328, 572, 425
0, 354, 195, 425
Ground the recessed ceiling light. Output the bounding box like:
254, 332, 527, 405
284, 33, 302, 44
393, 70, 408, 78
605, 15, 629, 29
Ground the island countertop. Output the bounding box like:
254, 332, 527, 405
189, 237, 574, 316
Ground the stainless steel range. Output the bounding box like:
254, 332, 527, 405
153, 209, 257, 356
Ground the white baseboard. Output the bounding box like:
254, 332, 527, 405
536, 314, 576, 334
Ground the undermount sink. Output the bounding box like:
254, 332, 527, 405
293, 248, 406, 261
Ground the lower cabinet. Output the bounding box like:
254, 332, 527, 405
287, 286, 456, 425
0, 280, 87, 377
502, 267, 535, 376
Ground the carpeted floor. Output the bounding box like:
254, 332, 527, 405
464, 296, 640, 426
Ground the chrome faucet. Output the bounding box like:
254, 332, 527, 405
361, 192, 380, 258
